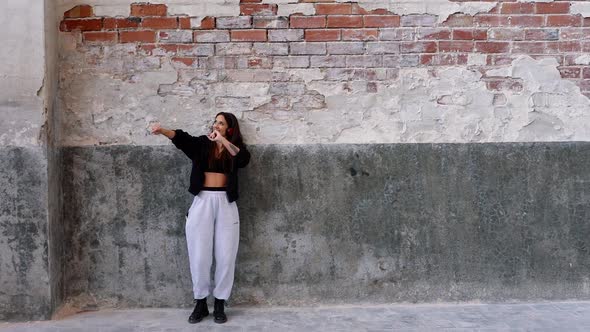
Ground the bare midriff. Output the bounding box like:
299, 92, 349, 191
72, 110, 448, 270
203, 172, 228, 187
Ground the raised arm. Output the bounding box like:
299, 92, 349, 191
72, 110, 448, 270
152, 124, 205, 160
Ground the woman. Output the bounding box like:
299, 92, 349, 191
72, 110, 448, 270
151, 112, 250, 324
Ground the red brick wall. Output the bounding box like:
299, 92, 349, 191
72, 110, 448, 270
59, 2, 590, 98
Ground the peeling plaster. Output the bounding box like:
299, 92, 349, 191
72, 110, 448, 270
56, 0, 240, 17
334, 0, 495, 23
571, 2, 590, 17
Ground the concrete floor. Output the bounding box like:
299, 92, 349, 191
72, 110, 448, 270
1, 301, 589, 331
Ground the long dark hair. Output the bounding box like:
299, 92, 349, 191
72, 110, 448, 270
207, 112, 245, 171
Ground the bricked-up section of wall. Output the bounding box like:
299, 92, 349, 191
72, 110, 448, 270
59, 2, 590, 98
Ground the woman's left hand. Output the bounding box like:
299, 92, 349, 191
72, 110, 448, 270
208, 130, 223, 142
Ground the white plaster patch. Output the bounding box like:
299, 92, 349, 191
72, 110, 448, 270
571, 2, 590, 17
574, 54, 590, 65
277, 3, 315, 16
56, 0, 240, 18
336, 0, 495, 23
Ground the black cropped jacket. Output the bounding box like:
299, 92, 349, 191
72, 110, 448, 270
171, 129, 250, 202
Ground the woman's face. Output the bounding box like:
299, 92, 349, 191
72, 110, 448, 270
213, 115, 228, 137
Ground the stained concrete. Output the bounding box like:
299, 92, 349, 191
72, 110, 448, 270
61, 143, 590, 309
0, 147, 51, 320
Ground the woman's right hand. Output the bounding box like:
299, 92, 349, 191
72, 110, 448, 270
150, 123, 162, 135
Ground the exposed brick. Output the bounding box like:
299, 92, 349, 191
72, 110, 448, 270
216, 42, 253, 55
327, 42, 365, 54
120, 30, 156, 43
486, 79, 523, 92
290, 16, 326, 28
351, 4, 390, 15
142, 17, 178, 29
452, 29, 487, 40
253, 16, 289, 29
488, 55, 516, 66
231, 30, 267, 41
583, 68, 590, 79
104, 17, 141, 29
241, 0, 262, 3
200, 17, 216, 29
327, 15, 363, 28
400, 54, 420, 67
273, 56, 310, 68
342, 29, 378, 41
177, 44, 215, 56
442, 14, 473, 27
421, 54, 461, 66
401, 14, 436, 27
512, 42, 554, 54
194, 30, 230, 43
217, 17, 252, 29
315, 3, 352, 15
290, 42, 326, 55
559, 41, 581, 52
140, 44, 175, 56
64, 5, 93, 18
199, 56, 238, 69
268, 29, 304, 42
238, 56, 273, 69
400, 41, 437, 53
83, 31, 117, 43
547, 15, 582, 27
310, 55, 346, 67
475, 41, 510, 53
536, 2, 570, 14
179, 17, 191, 29
240, 4, 278, 16
366, 42, 400, 54
559, 28, 590, 40
345, 55, 382, 68
171, 57, 197, 67
489, 28, 524, 41
509, 16, 544, 27
380, 28, 415, 41
364, 15, 400, 28
439, 41, 474, 52
525, 29, 559, 41
131, 3, 167, 17
418, 28, 451, 40
159, 30, 193, 43
474, 15, 510, 27
305, 29, 341, 41
558, 66, 581, 79
60, 18, 103, 32
585, 18, 590, 27
253, 43, 289, 55
501, 3, 534, 14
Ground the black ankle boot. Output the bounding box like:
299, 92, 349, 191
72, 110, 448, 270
213, 298, 227, 324
188, 298, 209, 324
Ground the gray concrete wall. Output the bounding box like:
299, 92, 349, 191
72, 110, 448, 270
0, 147, 50, 320
61, 143, 590, 308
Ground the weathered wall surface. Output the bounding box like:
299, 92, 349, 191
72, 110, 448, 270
0, 0, 53, 321
52, 0, 590, 311
56, 1, 590, 146
62, 143, 590, 307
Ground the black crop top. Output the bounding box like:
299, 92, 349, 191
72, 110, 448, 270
204, 156, 231, 174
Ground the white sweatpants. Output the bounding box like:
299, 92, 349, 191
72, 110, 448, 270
185, 190, 240, 300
